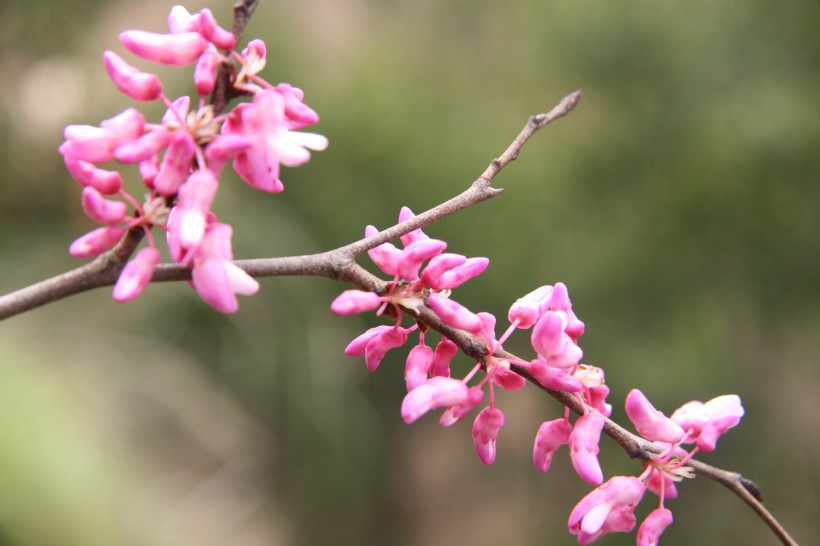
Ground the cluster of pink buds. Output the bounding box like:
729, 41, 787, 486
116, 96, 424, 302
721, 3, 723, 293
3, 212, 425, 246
331, 208, 746, 545
60, 4, 328, 312
568, 390, 744, 544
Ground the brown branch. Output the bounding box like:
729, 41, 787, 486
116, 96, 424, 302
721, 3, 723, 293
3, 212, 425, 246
211, 0, 261, 115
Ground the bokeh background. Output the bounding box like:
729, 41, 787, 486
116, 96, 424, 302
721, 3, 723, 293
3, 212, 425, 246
0, 0, 818, 544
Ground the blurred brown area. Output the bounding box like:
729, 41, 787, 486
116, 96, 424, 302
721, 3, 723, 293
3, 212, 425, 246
0, 0, 818, 545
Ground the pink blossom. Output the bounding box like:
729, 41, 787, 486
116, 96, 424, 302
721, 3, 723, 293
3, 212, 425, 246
113, 246, 160, 302
529, 359, 583, 392
625, 389, 686, 443
60, 108, 145, 163
153, 131, 196, 195
531, 310, 583, 368
401, 377, 469, 424
364, 225, 402, 277
568, 476, 645, 542
113, 127, 171, 164
533, 418, 573, 472
69, 225, 126, 258
574, 366, 612, 416
174, 168, 218, 247
344, 325, 392, 356
396, 238, 447, 281
204, 134, 254, 176
637, 508, 674, 546
330, 290, 383, 315
569, 412, 605, 485
223, 89, 328, 193
492, 364, 526, 391
274, 83, 320, 130
646, 468, 678, 500
120, 30, 208, 66
102, 51, 162, 101
81, 187, 128, 224
472, 406, 505, 465
239, 39, 266, 76
427, 292, 484, 335
405, 344, 433, 391
429, 337, 458, 377
397, 206, 430, 246
64, 157, 123, 194
439, 386, 484, 426
670, 395, 744, 452
508, 284, 554, 329
197, 8, 236, 51
194, 49, 220, 95
190, 223, 259, 313
361, 326, 410, 372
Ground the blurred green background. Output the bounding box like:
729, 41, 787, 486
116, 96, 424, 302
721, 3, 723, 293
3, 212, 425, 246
0, 0, 818, 544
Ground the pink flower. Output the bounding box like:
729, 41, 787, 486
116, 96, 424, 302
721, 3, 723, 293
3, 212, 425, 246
508, 284, 554, 329
63, 156, 123, 194
173, 169, 219, 248
421, 253, 489, 290
531, 310, 583, 368
405, 344, 433, 391
439, 386, 484, 426
120, 30, 208, 66
113, 246, 160, 302
343, 325, 411, 372
533, 418, 573, 472
69, 225, 126, 258
429, 337, 458, 377
102, 51, 162, 101
529, 358, 583, 392
397, 206, 430, 246
646, 468, 678, 500
427, 292, 484, 335
113, 127, 171, 164
637, 508, 673, 546
569, 412, 605, 486
401, 377, 469, 424
625, 389, 686, 443
670, 395, 744, 452
80, 187, 128, 224
223, 89, 328, 193
472, 406, 505, 465
153, 131, 196, 196
396, 238, 447, 281
568, 476, 645, 543
190, 223, 259, 313
60, 108, 145, 163
331, 290, 383, 315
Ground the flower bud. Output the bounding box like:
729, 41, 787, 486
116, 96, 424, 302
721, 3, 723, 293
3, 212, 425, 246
81, 187, 128, 224
69, 226, 126, 258
570, 412, 605, 486
113, 247, 160, 302
120, 30, 208, 66
103, 51, 162, 101
472, 406, 505, 465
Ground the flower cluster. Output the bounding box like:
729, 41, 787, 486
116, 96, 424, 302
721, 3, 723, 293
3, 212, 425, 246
331, 208, 745, 545
60, 5, 327, 312
569, 390, 744, 544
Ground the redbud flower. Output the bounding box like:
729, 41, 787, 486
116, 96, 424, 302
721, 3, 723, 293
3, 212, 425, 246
531, 310, 583, 368
113, 127, 171, 164
113, 246, 160, 302
174, 169, 218, 248
69, 226, 127, 258
194, 49, 220, 95
345, 325, 392, 356
396, 238, 447, 281
492, 363, 526, 391
427, 292, 484, 335
671, 395, 744, 452
508, 284, 554, 328
360, 326, 410, 372
80, 187, 128, 224
120, 30, 208, 66
331, 290, 383, 315
405, 344, 434, 392
401, 377, 469, 424
439, 386, 484, 426
190, 223, 259, 313
570, 412, 605, 486
60, 108, 145, 163
529, 359, 583, 392
625, 389, 686, 443
646, 468, 678, 500
63, 156, 123, 194
568, 476, 645, 542
533, 418, 573, 472
153, 131, 196, 195
102, 51, 162, 101
429, 337, 458, 377
472, 406, 505, 465
197, 8, 236, 51
637, 508, 674, 546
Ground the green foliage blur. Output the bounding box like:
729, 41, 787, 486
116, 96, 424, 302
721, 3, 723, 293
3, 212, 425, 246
0, 0, 817, 544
